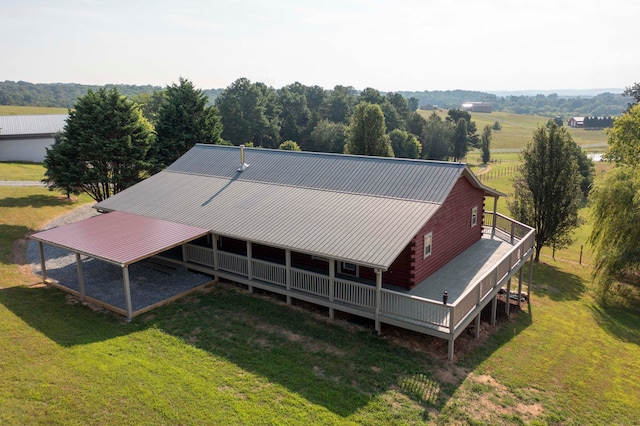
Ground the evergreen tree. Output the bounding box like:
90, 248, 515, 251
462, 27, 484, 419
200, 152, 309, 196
481, 125, 492, 164
43, 88, 154, 202
452, 118, 468, 161
152, 77, 223, 172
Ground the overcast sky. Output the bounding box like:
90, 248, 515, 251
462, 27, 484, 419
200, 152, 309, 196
1, 0, 638, 93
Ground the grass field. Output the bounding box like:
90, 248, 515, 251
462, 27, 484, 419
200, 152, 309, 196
0, 105, 68, 115
419, 110, 608, 151
1, 157, 640, 424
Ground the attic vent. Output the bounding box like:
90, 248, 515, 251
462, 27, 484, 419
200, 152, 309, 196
237, 144, 249, 172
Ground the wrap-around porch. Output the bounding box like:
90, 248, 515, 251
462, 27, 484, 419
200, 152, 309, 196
175, 212, 535, 360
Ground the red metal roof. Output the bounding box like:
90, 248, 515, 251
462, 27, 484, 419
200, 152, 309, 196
31, 211, 210, 266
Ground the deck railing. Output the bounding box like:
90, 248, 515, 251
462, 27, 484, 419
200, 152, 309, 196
183, 211, 534, 338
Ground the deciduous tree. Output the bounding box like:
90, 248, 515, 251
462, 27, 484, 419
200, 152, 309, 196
344, 102, 393, 157
508, 123, 583, 262
389, 129, 421, 159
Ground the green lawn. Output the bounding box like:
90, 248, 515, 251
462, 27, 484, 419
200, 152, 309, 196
0, 162, 47, 181
0, 105, 68, 115
2, 155, 640, 424
420, 110, 608, 151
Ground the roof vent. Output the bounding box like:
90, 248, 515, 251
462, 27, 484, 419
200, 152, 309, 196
237, 144, 249, 172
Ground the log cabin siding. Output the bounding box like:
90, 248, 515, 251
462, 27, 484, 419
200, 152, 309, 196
410, 176, 485, 287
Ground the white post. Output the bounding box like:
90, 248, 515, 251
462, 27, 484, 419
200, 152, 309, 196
212, 233, 219, 271
285, 249, 292, 305
505, 278, 511, 315
75, 253, 85, 299
37, 241, 47, 283
122, 265, 133, 321
246, 241, 253, 293
491, 197, 498, 238
491, 294, 497, 326
374, 268, 382, 334
528, 255, 534, 305
329, 260, 335, 320
517, 264, 524, 307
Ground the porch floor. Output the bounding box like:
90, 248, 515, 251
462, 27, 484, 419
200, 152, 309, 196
403, 234, 514, 304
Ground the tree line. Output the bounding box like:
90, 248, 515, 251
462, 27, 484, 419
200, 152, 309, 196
1, 80, 629, 118
44, 77, 490, 201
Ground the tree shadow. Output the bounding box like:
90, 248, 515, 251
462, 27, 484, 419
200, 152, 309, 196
0, 193, 76, 209
589, 303, 640, 345
1, 276, 532, 419
527, 261, 587, 301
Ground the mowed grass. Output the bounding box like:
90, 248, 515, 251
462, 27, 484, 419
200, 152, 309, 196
419, 110, 608, 151
0, 162, 47, 181
2, 161, 640, 424
0, 105, 68, 115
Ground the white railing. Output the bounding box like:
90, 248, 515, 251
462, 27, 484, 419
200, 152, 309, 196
334, 278, 376, 309
290, 268, 329, 297
185, 244, 214, 267
183, 212, 534, 337
218, 251, 248, 276
381, 290, 451, 328
252, 259, 286, 287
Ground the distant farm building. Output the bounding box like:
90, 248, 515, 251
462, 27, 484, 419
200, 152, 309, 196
461, 102, 492, 113
567, 117, 584, 128
0, 114, 68, 162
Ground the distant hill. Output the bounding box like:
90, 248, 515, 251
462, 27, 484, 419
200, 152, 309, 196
0, 80, 630, 118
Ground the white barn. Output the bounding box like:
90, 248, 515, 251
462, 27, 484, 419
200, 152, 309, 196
0, 114, 68, 162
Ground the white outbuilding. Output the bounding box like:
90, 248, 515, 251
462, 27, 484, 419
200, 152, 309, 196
0, 114, 68, 162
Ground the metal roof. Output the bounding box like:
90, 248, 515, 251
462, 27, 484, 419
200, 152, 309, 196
95, 145, 502, 270
31, 211, 210, 267
0, 114, 68, 137
168, 144, 467, 203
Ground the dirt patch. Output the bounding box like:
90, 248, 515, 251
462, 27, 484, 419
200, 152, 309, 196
451, 372, 544, 423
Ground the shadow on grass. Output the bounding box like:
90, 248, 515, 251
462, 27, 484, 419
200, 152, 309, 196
590, 303, 640, 345
1, 277, 532, 419
527, 261, 587, 301
0, 193, 75, 209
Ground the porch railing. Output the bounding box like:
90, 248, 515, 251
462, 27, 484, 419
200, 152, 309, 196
183, 211, 534, 337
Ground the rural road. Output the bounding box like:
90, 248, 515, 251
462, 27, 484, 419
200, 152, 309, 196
0, 180, 46, 186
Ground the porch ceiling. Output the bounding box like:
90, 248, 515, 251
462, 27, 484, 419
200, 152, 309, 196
30, 211, 210, 267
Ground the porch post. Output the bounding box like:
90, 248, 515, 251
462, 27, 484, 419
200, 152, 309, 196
517, 264, 524, 307
246, 241, 253, 293
182, 244, 187, 262
328, 260, 335, 320
37, 241, 47, 283
491, 197, 498, 238
528, 255, 534, 304
122, 265, 133, 321
491, 294, 497, 326
448, 338, 455, 361
505, 278, 511, 315
374, 268, 382, 334
285, 249, 292, 305
212, 233, 219, 271
75, 253, 85, 299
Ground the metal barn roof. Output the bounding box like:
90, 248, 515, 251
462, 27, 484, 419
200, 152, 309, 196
31, 211, 210, 267
95, 145, 501, 270
0, 114, 68, 137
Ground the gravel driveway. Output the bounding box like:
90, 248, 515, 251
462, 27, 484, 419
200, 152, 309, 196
27, 204, 212, 315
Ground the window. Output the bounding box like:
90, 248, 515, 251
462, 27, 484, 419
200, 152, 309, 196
423, 232, 433, 259
339, 261, 359, 276
471, 206, 478, 227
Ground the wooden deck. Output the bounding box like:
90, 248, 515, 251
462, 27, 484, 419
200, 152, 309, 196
405, 234, 513, 304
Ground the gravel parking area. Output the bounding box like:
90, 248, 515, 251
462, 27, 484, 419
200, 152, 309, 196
27, 205, 212, 314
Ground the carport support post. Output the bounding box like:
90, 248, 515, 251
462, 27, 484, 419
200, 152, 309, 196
374, 268, 382, 334
75, 253, 85, 299
122, 265, 133, 321
37, 241, 47, 282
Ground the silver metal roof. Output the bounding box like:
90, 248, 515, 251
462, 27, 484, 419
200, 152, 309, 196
0, 114, 68, 137
96, 145, 500, 269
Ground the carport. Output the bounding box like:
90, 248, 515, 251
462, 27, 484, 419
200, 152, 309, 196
31, 210, 211, 320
